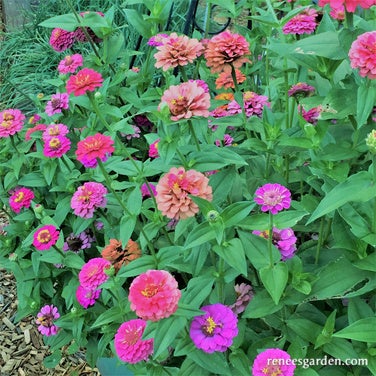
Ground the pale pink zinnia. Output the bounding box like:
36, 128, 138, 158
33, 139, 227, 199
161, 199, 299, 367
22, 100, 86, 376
254, 183, 291, 215
282, 8, 318, 35
156, 167, 213, 220
78, 257, 111, 290
0, 109, 25, 138
205, 30, 251, 73
57, 54, 83, 74
71, 182, 107, 218
114, 319, 154, 364
160, 81, 211, 121
33, 225, 60, 251
252, 348, 296, 376
36, 305, 60, 336
43, 135, 71, 158
349, 31, 376, 79
128, 269, 181, 321
66, 68, 103, 96
9, 187, 34, 214
318, 0, 376, 12
76, 285, 101, 308
49, 28, 75, 52
45, 93, 69, 116
154, 32, 204, 71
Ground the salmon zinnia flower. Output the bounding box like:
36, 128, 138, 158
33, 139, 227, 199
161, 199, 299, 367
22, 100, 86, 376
66, 68, 103, 96
156, 167, 213, 220
215, 69, 246, 89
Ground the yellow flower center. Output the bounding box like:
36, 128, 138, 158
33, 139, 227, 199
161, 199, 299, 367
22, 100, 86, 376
203, 316, 217, 335
262, 365, 282, 376
14, 191, 25, 203
37, 230, 51, 244
49, 137, 61, 149
141, 283, 159, 298
1, 112, 14, 128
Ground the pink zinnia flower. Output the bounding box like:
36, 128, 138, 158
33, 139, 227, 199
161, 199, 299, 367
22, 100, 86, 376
45, 93, 70, 116
76, 285, 101, 308
154, 32, 204, 71
318, 0, 376, 12
78, 257, 111, 290
43, 135, 71, 158
282, 8, 318, 35
49, 28, 75, 52
42, 123, 69, 141
114, 319, 154, 364
160, 81, 211, 121
349, 31, 376, 79
76, 133, 115, 168
36, 305, 60, 336
215, 134, 233, 147
288, 82, 315, 98
128, 269, 181, 321
156, 167, 213, 220
190, 303, 238, 353
148, 33, 169, 47
205, 30, 251, 73
230, 283, 254, 315
71, 182, 107, 218
299, 105, 322, 124
25, 124, 47, 141
140, 183, 157, 197
28, 114, 41, 125
9, 187, 34, 214
189, 79, 210, 93
227, 91, 270, 118
252, 348, 296, 376
33, 225, 60, 251
149, 139, 160, 158
57, 54, 83, 74
0, 109, 25, 138
124, 125, 141, 140
330, 5, 345, 19
66, 68, 103, 96
254, 183, 291, 215
215, 69, 246, 89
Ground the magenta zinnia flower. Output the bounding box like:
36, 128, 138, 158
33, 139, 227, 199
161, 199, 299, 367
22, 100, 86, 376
45, 93, 69, 116
227, 91, 270, 118
156, 167, 213, 220
71, 182, 107, 218
148, 33, 169, 47
66, 68, 103, 96
49, 28, 75, 52
252, 348, 296, 376
349, 31, 376, 79
190, 303, 238, 353
299, 105, 322, 124
149, 139, 160, 158
9, 187, 34, 214
78, 257, 111, 290
160, 81, 211, 121
114, 319, 154, 364
36, 304, 60, 336
140, 183, 157, 197
57, 54, 83, 74
318, 0, 376, 12
76, 133, 115, 168
128, 269, 181, 321
33, 225, 60, 251
76, 285, 101, 308
254, 183, 291, 215
43, 135, 71, 158
0, 109, 25, 138
282, 8, 318, 35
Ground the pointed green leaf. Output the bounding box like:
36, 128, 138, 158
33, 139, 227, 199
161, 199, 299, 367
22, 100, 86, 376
333, 317, 376, 342
260, 262, 288, 305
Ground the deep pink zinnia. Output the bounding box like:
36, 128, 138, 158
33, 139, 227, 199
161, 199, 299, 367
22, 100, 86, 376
318, 0, 376, 12
36, 304, 60, 336
76, 133, 115, 168
190, 303, 238, 353
128, 269, 181, 322
156, 167, 213, 220
299, 105, 322, 124
148, 139, 160, 158
33, 225, 60, 251
205, 30, 251, 73
349, 31, 376, 79
160, 81, 211, 121
45, 93, 70, 116
79, 257, 111, 290
252, 348, 296, 376
57, 54, 83, 74
71, 182, 107, 218
282, 8, 318, 35
254, 183, 291, 215
9, 187, 34, 214
114, 319, 154, 364
66, 68, 103, 96
43, 135, 71, 158
76, 285, 101, 308
0, 109, 25, 138
49, 28, 76, 52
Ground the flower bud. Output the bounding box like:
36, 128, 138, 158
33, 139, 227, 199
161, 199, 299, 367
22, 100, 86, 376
30, 301, 38, 309
71, 307, 77, 314
207, 210, 220, 222
94, 91, 102, 100
33, 204, 44, 214
366, 130, 376, 154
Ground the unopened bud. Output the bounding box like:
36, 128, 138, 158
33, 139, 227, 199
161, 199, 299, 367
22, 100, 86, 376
207, 210, 220, 222
366, 130, 376, 154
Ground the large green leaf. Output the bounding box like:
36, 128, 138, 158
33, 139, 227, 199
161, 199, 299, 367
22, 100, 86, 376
39, 13, 78, 30
333, 317, 376, 342
188, 350, 230, 375
184, 222, 216, 249
357, 84, 376, 128
260, 262, 288, 305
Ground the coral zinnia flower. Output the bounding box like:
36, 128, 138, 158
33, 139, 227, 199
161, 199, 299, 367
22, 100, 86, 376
43, 135, 71, 158
76, 133, 114, 168
33, 225, 60, 251
66, 68, 103, 96
252, 348, 296, 376
79, 257, 111, 290
190, 303, 238, 353
215, 69, 246, 89
205, 30, 251, 73
318, 0, 376, 12
76, 285, 101, 308
128, 269, 181, 322
160, 81, 211, 121
156, 167, 213, 220
0, 109, 25, 138
36, 305, 60, 336
154, 32, 204, 71
9, 187, 34, 214
114, 319, 154, 364
45, 93, 69, 116
349, 31, 376, 79
282, 8, 318, 35
254, 183, 291, 215
57, 54, 83, 74
49, 28, 76, 52
71, 182, 107, 218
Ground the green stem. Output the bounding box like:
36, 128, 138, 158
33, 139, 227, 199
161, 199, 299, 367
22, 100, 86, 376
268, 212, 274, 266
203, 1, 212, 39
344, 10, 354, 30
175, 148, 189, 169
10, 136, 20, 155
284, 58, 290, 130
60, 155, 73, 172
88, 94, 112, 132
187, 119, 201, 151
315, 217, 325, 264
217, 257, 225, 303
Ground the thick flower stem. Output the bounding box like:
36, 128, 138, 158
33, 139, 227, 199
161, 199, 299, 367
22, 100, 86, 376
9, 136, 20, 155
187, 119, 201, 151
268, 212, 274, 266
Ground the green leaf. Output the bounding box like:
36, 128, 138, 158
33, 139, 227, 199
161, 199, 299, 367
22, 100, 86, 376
354, 252, 376, 272
18, 172, 47, 187
221, 201, 254, 228
188, 350, 230, 375
184, 222, 216, 249
357, 85, 376, 128
53, 196, 72, 227
315, 310, 337, 349
119, 215, 137, 246
229, 350, 252, 375
243, 290, 283, 318
348, 297, 374, 325
39, 13, 78, 30
333, 317, 376, 342
43, 350, 62, 369
124, 9, 151, 38
174, 303, 205, 318
211, 0, 236, 16
181, 276, 215, 307
117, 255, 156, 278
91, 306, 125, 329
189, 196, 216, 218
64, 252, 85, 269
260, 262, 288, 305
286, 318, 322, 343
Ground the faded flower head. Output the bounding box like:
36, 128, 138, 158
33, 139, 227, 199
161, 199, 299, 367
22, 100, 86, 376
349, 31, 376, 79
63, 230, 95, 253
49, 28, 75, 52
45, 93, 69, 116
254, 183, 291, 215
76, 285, 101, 308
33, 225, 60, 251
36, 304, 60, 336
9, 187, 34, 214
78, 257, 111, 290
229, 283, 254, 314
66, 68, 103, 96
252, 348, 296, 376
282, 8, 318, 35
57, 53, 84, 74
71, 182, 107, 218
0, 109, 25, 138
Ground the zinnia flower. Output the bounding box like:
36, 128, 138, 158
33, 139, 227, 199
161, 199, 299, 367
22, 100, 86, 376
253, 228, 297, 260
349, 31, 376, 79
43, 135, 71, 158
71, 182, 107, 218
190, 303, 238, 353
282, 8, 318, 35
63, 230, 95, 253
36, 305, 60, 336
141, 183, 157, 198
124, 125, 141, 140
318, 0, 376, 12
299, 105, 322, 124
288, 82, 315, 98
0, 109, 25, 138
227, 91, 270, 118
114, 319, 154, 364
9, 187, 34, 214
76, 285, 101, 308
252, 348, 296, 376
42, 123, 69, 141
57, 54, 83, 74
254, 183, 291, 215
78, 257, 111, 289
215, 134, 233, 147
229, 283, 254, 315
45, 93, 69, 116
154, 32, 204, 71
215, 69, 246, 89
156, 167, 213, 220
160, 81, 211, 121
49, 28, 75, 52
205, 30, 251, 73
189, 79, 210, 93
76, 133, 114, 168
149, 139, 160, 158
33, 225, 60, 251
66, 68, 103, 96
28, 114, 42, 124
148, 33, 169, 46
128, 269, 181, 321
